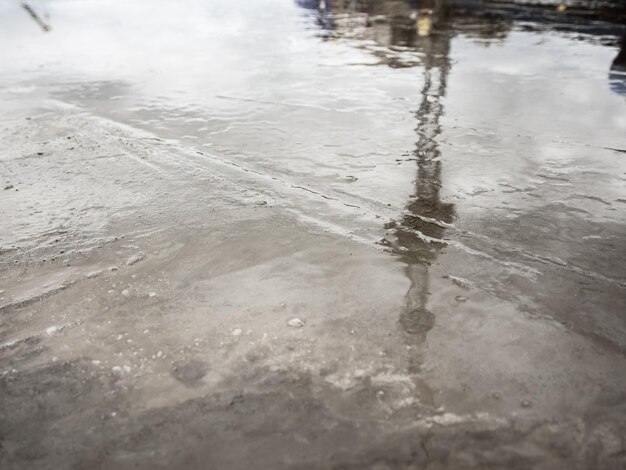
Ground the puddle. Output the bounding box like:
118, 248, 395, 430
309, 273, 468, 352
1, 1, 626, 468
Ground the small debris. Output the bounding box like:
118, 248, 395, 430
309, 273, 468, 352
232, 328, 242, 336
45, 326, 59, 336
287, 318, 305, 328
4, 185, 13, 190
171, 359, 208, 385
126, 252, 145, 266
455, 296, 468, 303
156, 350, 163, 358
121, 289, 130, 296
447, 275, 472, 290
522, 400, 532, 408
254, 200, 268, 206
109, 265, 119, 271
148, 292, 157, 298
376, 238, 392, 247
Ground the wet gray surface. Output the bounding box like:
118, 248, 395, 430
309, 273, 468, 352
1, 0, 626, 468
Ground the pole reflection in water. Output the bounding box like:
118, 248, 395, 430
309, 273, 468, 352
388, 4, 455, 375
297, 0, 458, 375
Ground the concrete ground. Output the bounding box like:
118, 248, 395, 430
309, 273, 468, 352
1, 1, 625, 468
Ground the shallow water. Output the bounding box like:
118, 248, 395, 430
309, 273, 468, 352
1, 0, 626, 468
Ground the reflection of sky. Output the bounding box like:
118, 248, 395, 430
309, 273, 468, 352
447, 32, 625, 145
0, 0, 423, 218
1, 0, 625, 233
442, 31, 625, 225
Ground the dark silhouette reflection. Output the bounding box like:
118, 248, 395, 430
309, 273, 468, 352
614, 37, 626, 68
609, 36, 626, 97
296, 0, 336, 37
296, 0, 515, 67
296, 0, 626, 63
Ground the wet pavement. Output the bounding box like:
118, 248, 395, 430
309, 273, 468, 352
1, 0, 626, 468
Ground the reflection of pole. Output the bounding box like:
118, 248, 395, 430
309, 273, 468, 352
21, 2, 50, 32
394, 2, 454, 375
396, 7, 453, 260
400, 264, 433, 374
